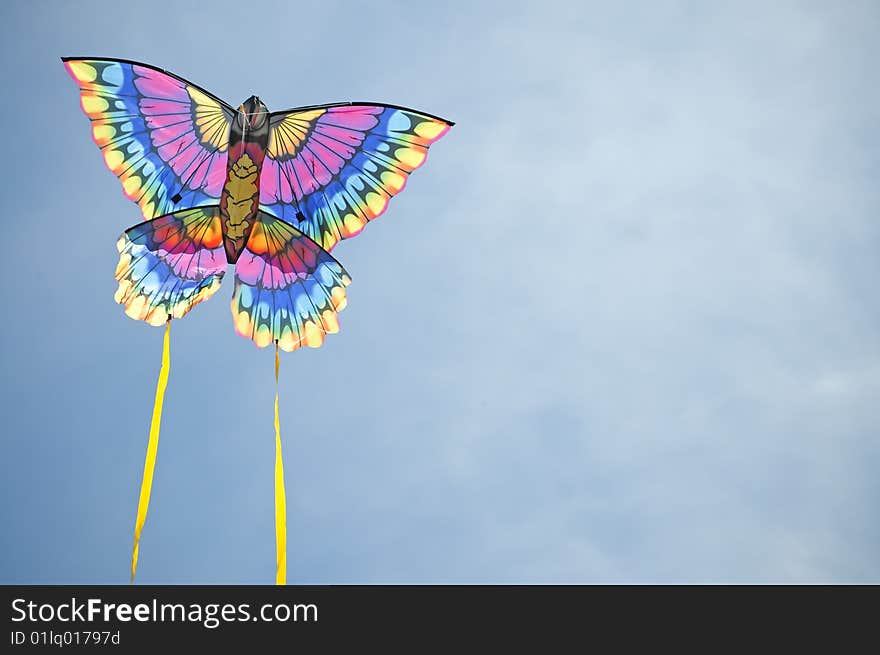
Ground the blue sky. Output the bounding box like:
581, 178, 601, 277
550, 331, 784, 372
1, 0, 878, 583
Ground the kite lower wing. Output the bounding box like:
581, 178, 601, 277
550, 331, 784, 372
115, 207, 227, 325
231, 211, 351, 351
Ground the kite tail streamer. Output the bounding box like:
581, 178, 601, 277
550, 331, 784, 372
130, 318, 171, 584
275, 341, 288, 585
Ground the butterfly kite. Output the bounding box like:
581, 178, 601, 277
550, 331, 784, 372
62, 57, 452, 584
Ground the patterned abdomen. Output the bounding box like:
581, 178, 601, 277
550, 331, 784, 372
221, 151, 261, 261
221, 106, 270, 263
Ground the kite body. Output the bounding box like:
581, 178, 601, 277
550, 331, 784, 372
221, 95, 270, 263
63, 57, 452, 350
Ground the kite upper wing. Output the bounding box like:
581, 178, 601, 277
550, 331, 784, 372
259, 103, 453, 252
63, 57, 235, 221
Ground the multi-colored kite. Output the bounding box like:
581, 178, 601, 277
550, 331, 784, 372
63, 57, 452, 584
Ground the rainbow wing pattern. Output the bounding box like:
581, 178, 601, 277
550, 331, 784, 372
115, 208, 227, 325
259, 104, 452, 252
232, 211, 352, 351
63, 58, 234, 220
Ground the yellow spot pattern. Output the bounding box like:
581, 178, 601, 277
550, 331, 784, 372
414, 120, 447, 140
68, 61, 97, 83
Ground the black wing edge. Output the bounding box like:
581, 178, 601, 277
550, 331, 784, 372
268, 101, 455, 127
60, 56, 237, 115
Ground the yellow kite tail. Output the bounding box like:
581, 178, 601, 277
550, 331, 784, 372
275, 341, 288, 585
130, 318, 171, 584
